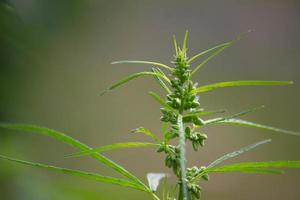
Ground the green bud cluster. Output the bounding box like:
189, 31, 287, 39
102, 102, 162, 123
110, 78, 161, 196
158, 48, 208, 199
185, 166, 209, 200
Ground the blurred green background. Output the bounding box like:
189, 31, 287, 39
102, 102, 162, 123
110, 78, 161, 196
1, 0, 300, 199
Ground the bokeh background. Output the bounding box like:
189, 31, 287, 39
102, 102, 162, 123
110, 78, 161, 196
1, 0, 300, 199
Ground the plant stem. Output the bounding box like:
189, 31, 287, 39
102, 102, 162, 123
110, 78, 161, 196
178, 114, 188, 200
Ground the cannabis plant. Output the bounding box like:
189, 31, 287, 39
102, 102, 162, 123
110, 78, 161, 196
1, 31, 300, 200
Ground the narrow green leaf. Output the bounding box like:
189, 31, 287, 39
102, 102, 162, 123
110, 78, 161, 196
184, 109, 226, 118
0, 154, 147, 191
66, 142, 159, 158
192, 80, 293, 94
152, 67, 172, 93
213, 119, 300, 136
0, 123, 148, 189
206, 167, 284, 175
132, 127, 160, 143
100, 71, 171, 96
207, 161, 300, 174
203, 105, 264, 126
182, 30, 189, 53
208, 139, 272, 168
188, 42, 230, 63
173, 35, 178, 56
111, 60, 173, 71
191, 30, 252, 75
148, 91, 178, 113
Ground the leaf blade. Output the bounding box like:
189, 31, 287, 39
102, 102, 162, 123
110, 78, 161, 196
111, 60, 173, 71
184, 109, 226, 118
0, 154, 147, 191
0, 123, 148, 189
66, 142, 159, 158
148, 91, 178, 113
188, 42, 230, 63
132, 127, 160, 143
100, 71, 171, 96
191, 30, 253, 75
192, 80, 293, 94
208, 139, 272, 168
152, 67, 172, 93
214, 119, 300, 136
203, 105, 265, 126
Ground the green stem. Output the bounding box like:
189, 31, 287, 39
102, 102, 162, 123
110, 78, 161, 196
178, 114, 188, 200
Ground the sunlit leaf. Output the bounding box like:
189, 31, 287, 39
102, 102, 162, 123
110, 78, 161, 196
100, 71, 171, 96
0, 154, 147, 191
111, 60, 173, 71
192, 80, 293, 94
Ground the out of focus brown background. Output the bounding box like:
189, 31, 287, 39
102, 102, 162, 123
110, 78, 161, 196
1, 0, 300, 199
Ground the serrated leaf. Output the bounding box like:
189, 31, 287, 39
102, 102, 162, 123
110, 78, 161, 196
147, 173, 168, 192
111, 60, 173, 71
0, 154, 147, 191
100, 71, 171, 96
213, 119, 300, 136
152, 67, 171, 93
208, 139, 272, 168
203, 105, 264, 125
66, 142, 159, 158
0, 123, 148, 189
191, 30, 252, 75
148, 91, 177, 113
132, 127, 160, 143
192, 80, 293, 94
